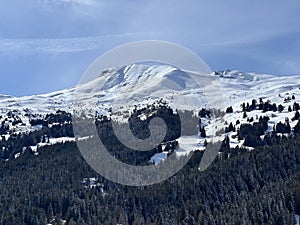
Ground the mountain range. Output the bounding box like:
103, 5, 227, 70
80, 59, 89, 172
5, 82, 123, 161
1, 64, 300, 224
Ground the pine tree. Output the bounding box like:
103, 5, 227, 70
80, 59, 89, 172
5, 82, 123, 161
293, 111, 300, 121
293, 102, 300, 111
251, 99, 257, 109
200, 127, 206, 138
278, 104, 284, 112
294, 120, 300, 134
226, 106, 233, 113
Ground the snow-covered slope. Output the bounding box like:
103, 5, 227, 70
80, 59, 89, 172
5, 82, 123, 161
0, 64, 203, 114
0, 64, 299, 154
211, 70, 299, 109
0, 63, 300, 166
1, 65, 299, 114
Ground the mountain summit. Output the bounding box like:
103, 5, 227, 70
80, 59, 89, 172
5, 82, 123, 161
1, 63, 299, 114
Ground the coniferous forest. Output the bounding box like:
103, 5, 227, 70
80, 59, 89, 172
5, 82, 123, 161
0, 101, 299, 224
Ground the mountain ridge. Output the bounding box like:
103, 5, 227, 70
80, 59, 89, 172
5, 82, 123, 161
1, 64, 299, 113
0, 64, 299, 141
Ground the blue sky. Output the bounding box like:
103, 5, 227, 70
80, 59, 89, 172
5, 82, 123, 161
0, 0, 299, 96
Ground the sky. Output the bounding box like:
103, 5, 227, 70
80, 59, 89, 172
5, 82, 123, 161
0, 0, 299, 96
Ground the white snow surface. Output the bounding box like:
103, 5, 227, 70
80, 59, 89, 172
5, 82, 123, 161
0, 64, 299, 160
150, 152, 169, 165
0, 65, 298, 116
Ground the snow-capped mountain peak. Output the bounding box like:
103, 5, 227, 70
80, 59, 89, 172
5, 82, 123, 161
100, 63, 182, 91
0, 64, 299, 115
0, 63, 300, 164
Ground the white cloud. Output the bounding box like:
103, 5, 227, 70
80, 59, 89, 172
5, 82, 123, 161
0, 32, 165, 54
54, 0, 96, 5
39, 0, 97, 6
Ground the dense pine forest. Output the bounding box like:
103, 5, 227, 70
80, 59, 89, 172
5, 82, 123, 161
0, 99, 300, 224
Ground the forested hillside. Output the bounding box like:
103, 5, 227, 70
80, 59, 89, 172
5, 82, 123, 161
0, 101, 300, 224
